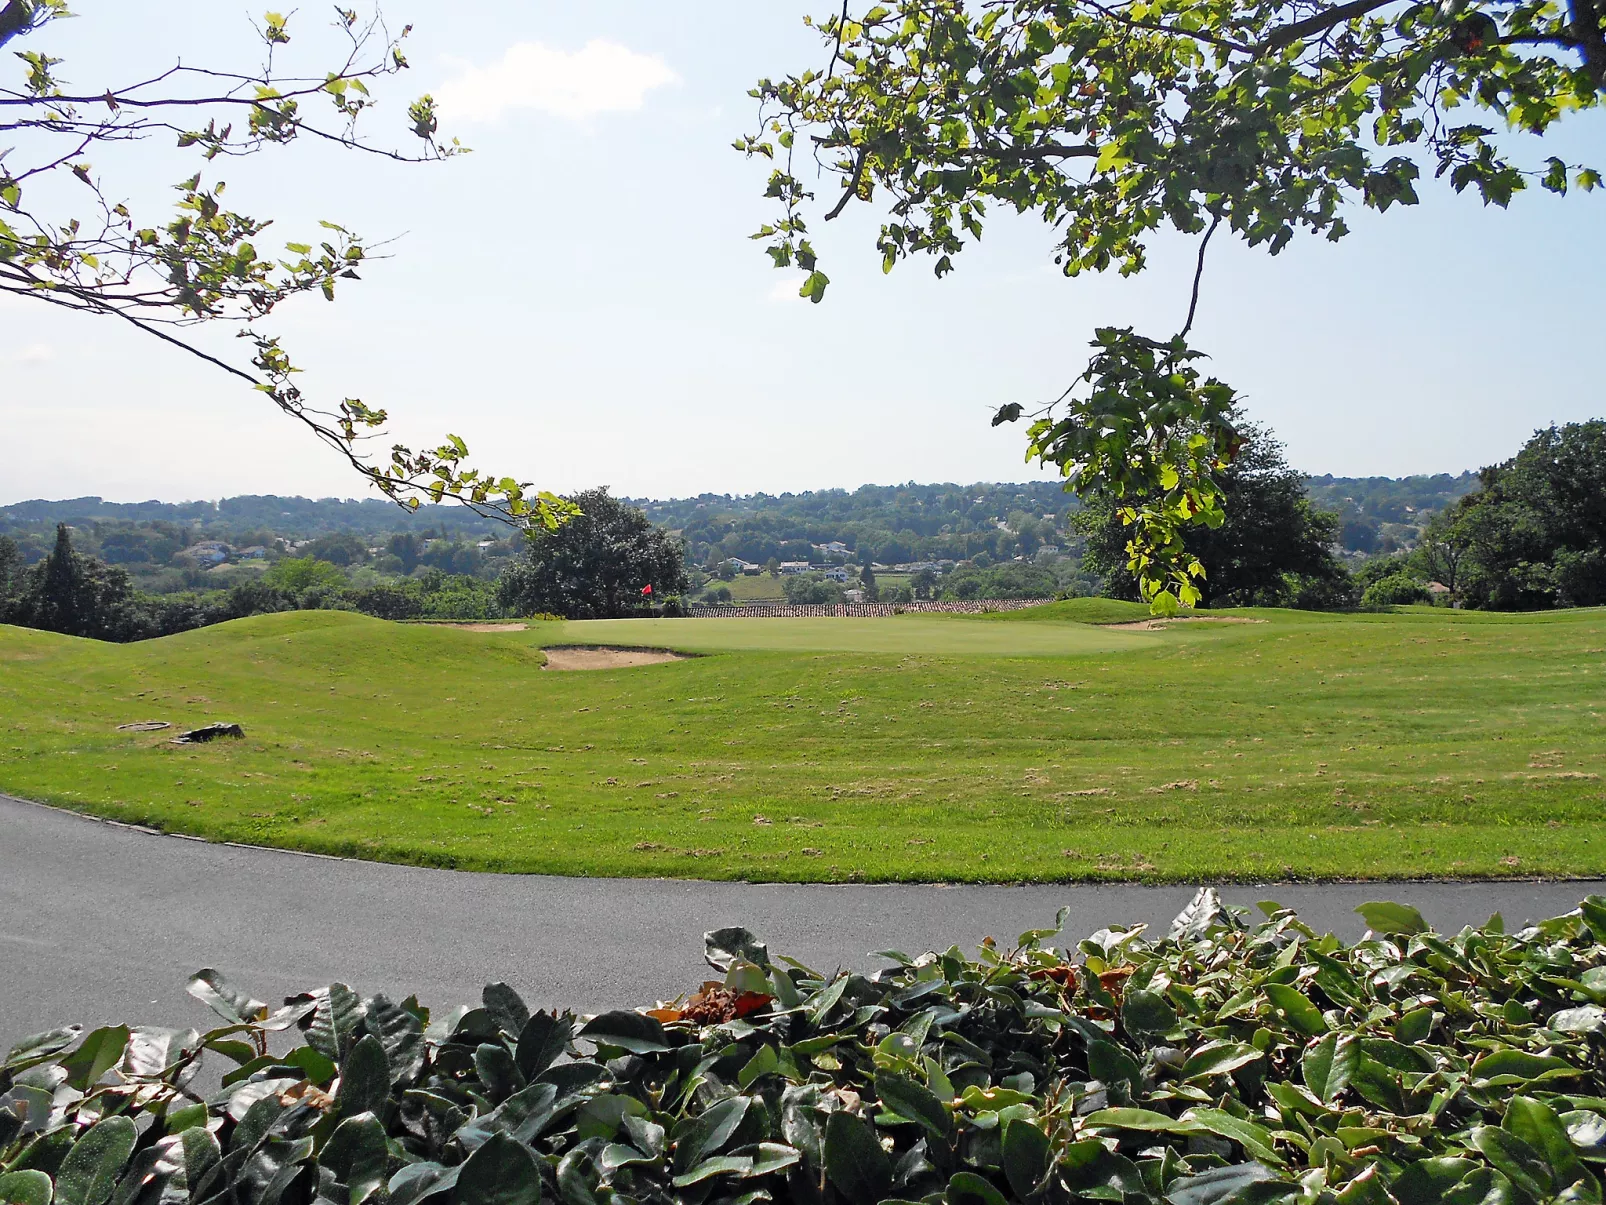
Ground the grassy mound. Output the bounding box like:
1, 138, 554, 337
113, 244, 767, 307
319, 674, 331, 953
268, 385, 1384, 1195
0, 605, 1603, 881
5, 894, 1606, 1205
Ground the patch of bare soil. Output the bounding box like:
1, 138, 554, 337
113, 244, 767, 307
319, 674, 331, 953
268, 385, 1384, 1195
427, 623, 529, 632
541, 646, 690, 671
1104, 616, 1267, 631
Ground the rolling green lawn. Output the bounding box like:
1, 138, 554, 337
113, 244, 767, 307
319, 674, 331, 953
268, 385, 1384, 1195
2, 602, 1603, 883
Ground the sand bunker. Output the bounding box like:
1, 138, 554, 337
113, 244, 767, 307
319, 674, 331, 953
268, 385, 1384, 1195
427, 622, 529, 632
1104, 616, 1266, 631
541, 646, 690, 671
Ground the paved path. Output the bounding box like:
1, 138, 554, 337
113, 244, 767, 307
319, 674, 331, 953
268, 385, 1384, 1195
3, 793, 1601, 1050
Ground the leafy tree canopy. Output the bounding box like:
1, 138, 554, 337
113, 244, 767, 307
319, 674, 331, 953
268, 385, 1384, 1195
1, 3, 570, 529
744, 0, 1602, 609
1453, 419, 1606, 609
497, 489, 690, 620
1075, 418, 1352, 606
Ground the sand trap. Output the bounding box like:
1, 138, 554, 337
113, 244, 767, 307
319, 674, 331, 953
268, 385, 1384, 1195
427, 622, 528, 632
541, 646, 690, 671
1104, 616, 1266, 631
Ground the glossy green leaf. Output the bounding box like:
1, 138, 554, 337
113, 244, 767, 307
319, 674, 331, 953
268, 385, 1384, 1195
823, 1111, 891, 1204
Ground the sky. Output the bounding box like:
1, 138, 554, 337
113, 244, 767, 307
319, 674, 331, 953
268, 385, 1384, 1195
3, 1, 1604, 506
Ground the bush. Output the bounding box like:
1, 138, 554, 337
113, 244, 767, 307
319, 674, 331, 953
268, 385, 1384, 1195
1361, 572, 1432, 607
5, 893, 1606, 1205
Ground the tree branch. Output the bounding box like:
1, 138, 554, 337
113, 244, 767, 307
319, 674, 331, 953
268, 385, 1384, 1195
1179, 214, 1221, 339
0, 0, 34, 50
950, 143, 1101, 160
825, 145, 869, 219
1569, 0, 1606, 90
1263, 0, 1400, 51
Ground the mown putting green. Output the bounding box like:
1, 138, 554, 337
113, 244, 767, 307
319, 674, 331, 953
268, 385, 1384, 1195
1, 602, 1603, 882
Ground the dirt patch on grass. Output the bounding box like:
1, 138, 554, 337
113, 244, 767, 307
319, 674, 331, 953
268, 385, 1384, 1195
541, 646, 691, 671
426, 622, 529, 632
1103, 616, 1267, 631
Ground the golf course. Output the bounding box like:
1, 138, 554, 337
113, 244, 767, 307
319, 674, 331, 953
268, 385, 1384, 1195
1, 599, 1600, 883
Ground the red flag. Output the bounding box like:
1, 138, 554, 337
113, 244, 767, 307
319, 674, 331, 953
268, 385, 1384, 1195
641, 584, 653, 595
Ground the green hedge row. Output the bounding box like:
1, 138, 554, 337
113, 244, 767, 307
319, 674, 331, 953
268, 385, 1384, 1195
3, 891, 1605, 1205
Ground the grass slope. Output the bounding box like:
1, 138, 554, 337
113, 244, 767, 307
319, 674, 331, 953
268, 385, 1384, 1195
1, 605, 1603, 883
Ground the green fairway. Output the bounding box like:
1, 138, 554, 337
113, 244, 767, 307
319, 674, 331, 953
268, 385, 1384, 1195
549, 611, 1155, 655
2, 604, 1603, 883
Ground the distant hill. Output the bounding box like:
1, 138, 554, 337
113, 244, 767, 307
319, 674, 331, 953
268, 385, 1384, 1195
0, 495, 504, 539
1, 472, 1481, 566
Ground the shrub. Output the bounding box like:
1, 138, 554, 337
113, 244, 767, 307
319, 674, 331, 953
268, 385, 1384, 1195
5, 894, 1606, 1205
1361, 573, 1432, 607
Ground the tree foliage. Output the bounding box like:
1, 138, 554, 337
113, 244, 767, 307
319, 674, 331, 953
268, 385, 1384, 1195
497, 489, 690, 620
1453, 420, 1606, 609
744, 0, 1602, 608
0, 3, 571, 529
7, 893, 1606, 1205
1076, 419, 1352, 607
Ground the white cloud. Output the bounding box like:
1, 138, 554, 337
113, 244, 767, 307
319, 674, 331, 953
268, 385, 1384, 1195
4, 343, 54, 366
436, 40, 678, 122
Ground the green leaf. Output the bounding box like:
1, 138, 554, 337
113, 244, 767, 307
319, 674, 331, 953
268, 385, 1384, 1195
516, 1012, 571, 1079
1001, 1119, 1050, 1198
338, 1034, 390, 1117
388, 1162, 462, 1205
453, 1132, 542, 1205
672, 1156, 754, 1187
1082, 1107, 1197, 1134
1186, 1108, 1285, 1166
799, 270, 830, 303
1304, 1033, 1358, 1103
945, 1171, 1008, 1205
1122, 988, 1179, 1037
1264, 983, 1327, 1035
1504, 1096, 1587, 1190
187, 969, 269, 1024
1165, 1162, 1282, 1205
1472, 1125, 1554, 1201
0, 1171, 53, 1205
823, 1111, 891, 1204
1355, 901, 1429, 935
1089, 1038, 1143, 1090
1552, 1006, 1606, 1035
675, 1096, 752, 1172
1394, 1008, 1434, 1044
1581, 897, 1606, 945
54, 1116, 136, 1205
578, 1010, 670, 1055
875, 1070, 950, 1138
1391, 1158, 1483, 1205
1182, 1040, 1263, 1081
59, 1026, 128, 1091
738, 1044, 780, 1089
1473, 1050, 1582, 1084
323, 1113, 389, 1205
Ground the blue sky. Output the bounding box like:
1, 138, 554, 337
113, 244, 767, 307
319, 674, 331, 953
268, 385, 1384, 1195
3, 1, 1603, 505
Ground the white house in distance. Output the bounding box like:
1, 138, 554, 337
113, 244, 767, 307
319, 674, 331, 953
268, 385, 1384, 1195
821, 566, 851, 582
813, 540, 850, 558
779, 561, 812, 575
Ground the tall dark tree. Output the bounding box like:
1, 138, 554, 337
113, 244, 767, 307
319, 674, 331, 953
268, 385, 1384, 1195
21, 525, 144, 640
496, 490, 688, 620
1076, 420, 1351, 607
1456, 421, 1606, 610
0, 534, 21, 622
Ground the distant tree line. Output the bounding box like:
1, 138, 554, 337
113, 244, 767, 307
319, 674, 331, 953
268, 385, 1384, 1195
0, 527, 510, 642
1354, 422, 1606, 611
